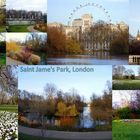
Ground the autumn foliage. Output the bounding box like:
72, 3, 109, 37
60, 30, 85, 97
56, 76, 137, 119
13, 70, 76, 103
47, 27, 82, 54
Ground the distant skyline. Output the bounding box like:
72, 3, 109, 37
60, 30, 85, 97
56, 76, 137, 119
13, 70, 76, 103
6, 0, 47, 13
18, 66, 112, 102
48, 0, 129, 25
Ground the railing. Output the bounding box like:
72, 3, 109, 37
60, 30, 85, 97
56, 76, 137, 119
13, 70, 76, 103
129, 55, 140, 65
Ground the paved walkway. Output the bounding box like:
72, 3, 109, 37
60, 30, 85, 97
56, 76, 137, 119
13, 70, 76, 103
19, 125, 112, 140
27, 25, 39, 32
7, 57, 25, 65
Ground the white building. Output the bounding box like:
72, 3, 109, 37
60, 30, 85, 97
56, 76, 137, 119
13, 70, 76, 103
48, 14, 128, 52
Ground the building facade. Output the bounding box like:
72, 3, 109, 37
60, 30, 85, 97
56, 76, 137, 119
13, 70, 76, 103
48, 13, 128, 52
6, 10, 47, 25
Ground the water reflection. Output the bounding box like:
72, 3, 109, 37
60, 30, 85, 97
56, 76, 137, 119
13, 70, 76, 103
26, 106, 107, 129
46, 52, 128, 65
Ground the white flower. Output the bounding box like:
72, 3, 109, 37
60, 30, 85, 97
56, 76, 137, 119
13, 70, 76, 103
0, 111, 18, 140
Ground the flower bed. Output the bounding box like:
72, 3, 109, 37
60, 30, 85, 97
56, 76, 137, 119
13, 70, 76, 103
0, 111, 18, 140
6, 41, 41, 65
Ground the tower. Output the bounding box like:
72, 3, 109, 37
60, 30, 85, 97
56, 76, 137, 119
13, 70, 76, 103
81, 14, 93, 31
136, 30, 140, 41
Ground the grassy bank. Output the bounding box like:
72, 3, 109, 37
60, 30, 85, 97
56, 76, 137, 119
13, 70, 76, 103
8, 25, 29, 32
19, 133, 66, 140
113, 120, 140, 140
0, 26, 6, 32
0, 105, 18, 112
113, 80, 140, 90
0, 53, 6, 64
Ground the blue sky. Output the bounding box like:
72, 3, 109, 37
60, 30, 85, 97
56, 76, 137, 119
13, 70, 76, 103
48, 0, 129, 25
123, 65, 140, 76
129, 0, 140, 36
18, 65, 112, 102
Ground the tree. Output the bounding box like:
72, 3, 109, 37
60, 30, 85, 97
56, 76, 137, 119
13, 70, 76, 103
55, 102, 67, 117
110, 28, 129, 55
90, 81, 112, 125
66, 38, 82, 54
113, 65, 126, 79
47, 27, 66, 54
0, 66, 18, 105
55, 101, 79, 117
124, 69, 134, 79
44, 83, 57, 118
44, 83, 57, 99
138, 67, 140, 77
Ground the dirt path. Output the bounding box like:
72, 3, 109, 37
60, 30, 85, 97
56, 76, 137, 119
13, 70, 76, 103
19, 125, 112, 140
27, 25, 39, 32
6, 57, 25, 65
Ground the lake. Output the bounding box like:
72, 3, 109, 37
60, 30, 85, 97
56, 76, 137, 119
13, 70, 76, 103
46, 52, 128, 65
26, 106, 107, 129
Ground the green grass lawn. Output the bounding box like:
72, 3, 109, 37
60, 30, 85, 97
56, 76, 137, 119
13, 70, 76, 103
0, 53, 6, 64
0, 26, 6, 32
113, 80, 140, 90
113, 120, 140, 140
0, 105, 18, 112
8, 25, 29, 32
19, 133, 67, 140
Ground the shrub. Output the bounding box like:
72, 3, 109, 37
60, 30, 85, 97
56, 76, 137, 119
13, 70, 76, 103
130, 74, 135, 80
0, 41, 6, 53
60, 117, 76, 127
6, 41, 21, 53
117, 107, 131, 119
28, 54, 41, 65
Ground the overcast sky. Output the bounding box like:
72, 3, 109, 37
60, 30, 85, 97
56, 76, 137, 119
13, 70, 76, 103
6, 0, 47, 13
6, 33, 47, 42
113, 91, 131, 104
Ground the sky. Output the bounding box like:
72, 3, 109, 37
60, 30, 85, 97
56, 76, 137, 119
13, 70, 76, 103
6, 33, 47, 42
48, 0, 129, 25
129, 0, 140, 36
6, 0, 47, 13
18, 65, 112, 102
0, 33, 5, 41
113, 90, 131, 106
123, 65, 140, 76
